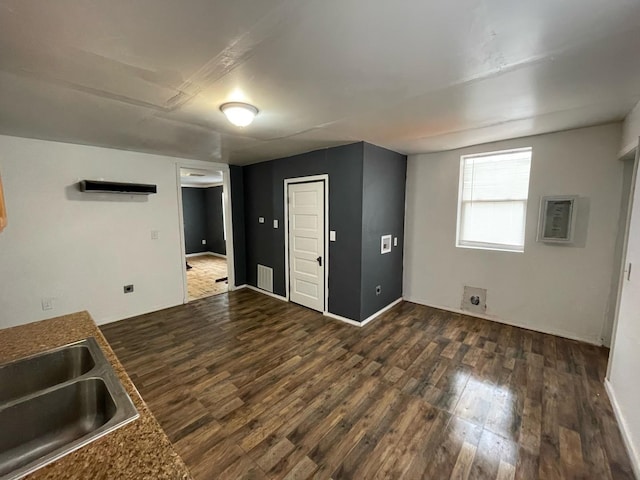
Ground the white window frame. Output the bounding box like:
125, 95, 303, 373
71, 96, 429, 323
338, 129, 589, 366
456, 147, 532, 253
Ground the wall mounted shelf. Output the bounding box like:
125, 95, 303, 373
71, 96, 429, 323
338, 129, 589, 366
79, 180, 157, 195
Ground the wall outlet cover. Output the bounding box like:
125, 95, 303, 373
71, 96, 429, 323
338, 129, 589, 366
330, 231, 336, 242
259, 217, 265, 224
273, 219, 278, 228
461, 286, 487, 314
41, 298, 53, 311
381, 234, 392, 254
123, 284, 134, 294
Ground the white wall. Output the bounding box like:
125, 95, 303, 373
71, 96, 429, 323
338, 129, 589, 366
0, 135, 218, 328
404, 124, 623, 344
620, 100, 640, 158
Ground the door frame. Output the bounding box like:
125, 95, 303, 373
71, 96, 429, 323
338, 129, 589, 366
175, 161, 236, 304
283, 174, 329, 312
607, 142, 640, 378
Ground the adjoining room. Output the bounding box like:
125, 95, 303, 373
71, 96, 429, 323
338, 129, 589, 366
180, 168, 229, 301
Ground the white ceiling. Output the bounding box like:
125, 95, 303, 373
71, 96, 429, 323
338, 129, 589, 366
1, 0, 639, 165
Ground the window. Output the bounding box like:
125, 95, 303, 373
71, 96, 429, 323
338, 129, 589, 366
457, 147, 532, 252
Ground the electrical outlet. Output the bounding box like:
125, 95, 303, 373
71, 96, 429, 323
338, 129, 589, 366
151, 230, 159, 240
394, 237, 398, 247
375, 285, 382, 296
202, 239, 206, 245
273, 219, 278, 228
330, 231, 336, 242
259, 217, 265, 224
123, 284, 134, 294
41, 298, 53, 311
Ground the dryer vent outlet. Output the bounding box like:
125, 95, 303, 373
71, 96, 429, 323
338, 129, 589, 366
461, 286, 487, 314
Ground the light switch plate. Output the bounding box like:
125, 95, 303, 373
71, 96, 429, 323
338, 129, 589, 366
330, 231, 336, 241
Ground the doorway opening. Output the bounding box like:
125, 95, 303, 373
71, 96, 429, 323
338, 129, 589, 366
284, 175, 329, 313
180, 167, 229, 301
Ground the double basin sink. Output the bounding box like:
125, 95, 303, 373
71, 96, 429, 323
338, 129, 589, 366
0, 337, 139, 479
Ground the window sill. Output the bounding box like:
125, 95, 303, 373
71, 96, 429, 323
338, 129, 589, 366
456, 243, 524, 253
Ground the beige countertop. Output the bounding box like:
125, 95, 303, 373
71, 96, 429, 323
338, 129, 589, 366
0, 311, 193, 480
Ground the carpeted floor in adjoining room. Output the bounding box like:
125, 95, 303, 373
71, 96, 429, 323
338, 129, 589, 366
186, 254, 228, 301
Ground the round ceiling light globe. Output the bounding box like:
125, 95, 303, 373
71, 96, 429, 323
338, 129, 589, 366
220, 102, 259, 127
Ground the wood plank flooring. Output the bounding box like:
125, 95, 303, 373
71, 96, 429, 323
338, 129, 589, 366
101, 289, 634, 480
186, 254, 228, 301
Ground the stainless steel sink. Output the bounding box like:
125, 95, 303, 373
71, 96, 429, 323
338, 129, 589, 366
0, 338, 139, 480
0, 344, 94, 404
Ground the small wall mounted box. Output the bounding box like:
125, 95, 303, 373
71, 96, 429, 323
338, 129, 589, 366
537, 195, 577, 243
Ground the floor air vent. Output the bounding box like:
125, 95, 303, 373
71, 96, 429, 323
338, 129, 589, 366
257, 265, 273, 293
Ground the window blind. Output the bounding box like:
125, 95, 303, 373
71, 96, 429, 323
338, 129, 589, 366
457, 148, 532, 252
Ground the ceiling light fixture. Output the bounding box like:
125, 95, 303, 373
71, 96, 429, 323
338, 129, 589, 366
220, 102, 259, 127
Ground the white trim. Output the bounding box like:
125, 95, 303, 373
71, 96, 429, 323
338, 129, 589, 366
246, 284, 288, 302
185, 251, 227, 259
175, 161, 236, 304
404, 296, 602, 345
604, 380, 640, 479
608, 148, 640, 376
284, 174, 330, 311
180, 182, 224, 189
323, 312, 363, 326
185, 252, 225, 258
235, 284, 248, 290
324, 298, 403, 327
456, 147, 532, 253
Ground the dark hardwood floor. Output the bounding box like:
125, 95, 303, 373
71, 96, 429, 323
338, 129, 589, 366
101, 289, 634, 480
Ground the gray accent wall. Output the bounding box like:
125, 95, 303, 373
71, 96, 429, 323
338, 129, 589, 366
205, 186, 226, 255
182, 187, 208, 255
242, 142, 407, 322
360, 143, 407, 320
181, 186, 226, 256
243, 143, 364, 320
230, 165, 247, 286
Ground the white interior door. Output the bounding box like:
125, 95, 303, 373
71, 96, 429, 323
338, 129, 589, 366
607, 149, 640, 466
288, 181, 325, 311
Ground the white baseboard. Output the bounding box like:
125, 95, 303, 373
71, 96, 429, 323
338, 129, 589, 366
185, 252, 207, 258
245, 284, 288, 302
324, 298, 403, 327
323, 312, 362, 326
185, 251, 227, 259
403, 296, 602, 346
604, 379, 640, 479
